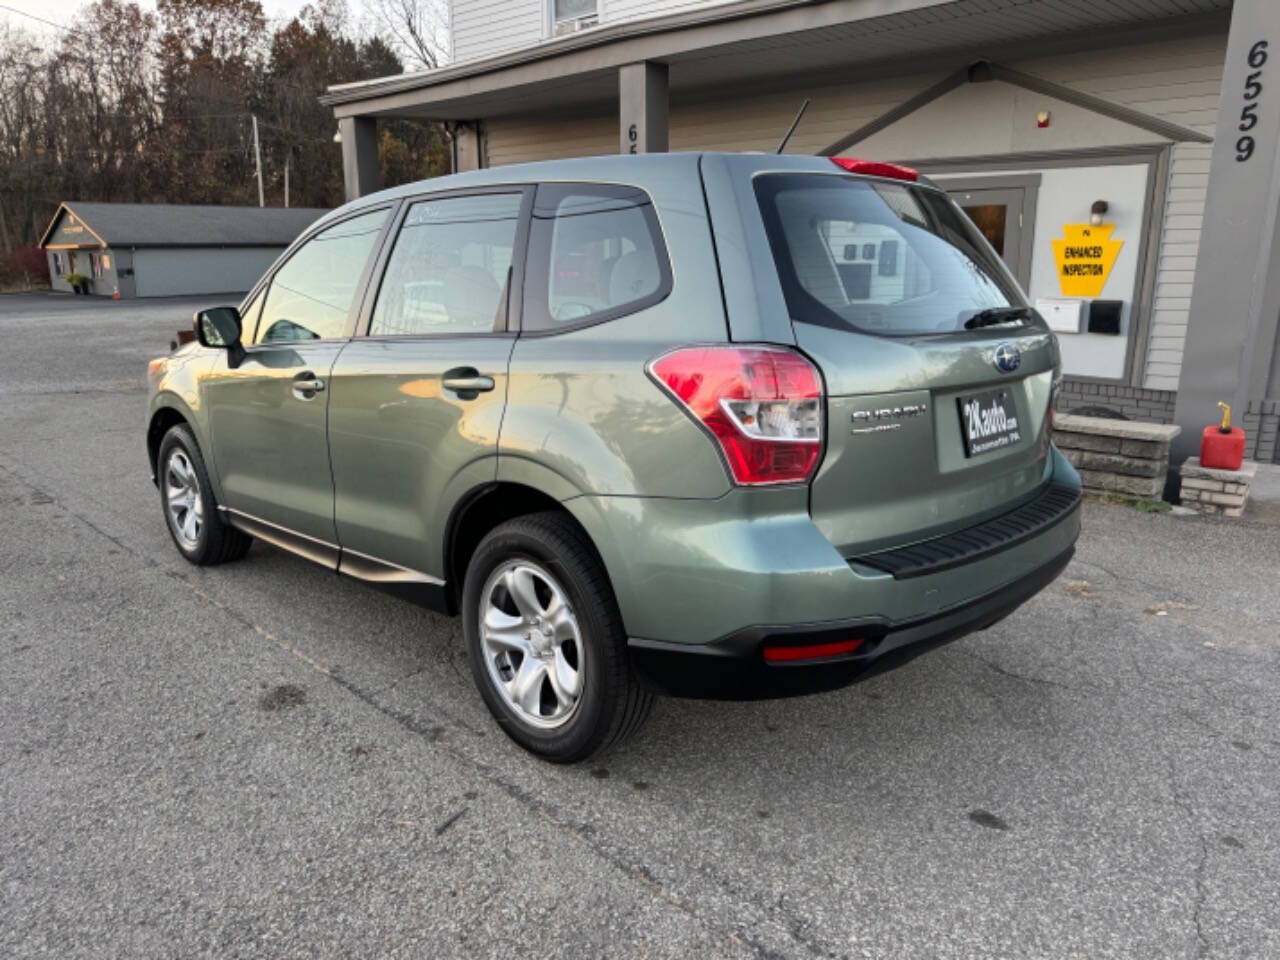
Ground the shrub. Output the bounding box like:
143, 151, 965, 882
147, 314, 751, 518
4, 245, 50, 288
10, 246, 51, 284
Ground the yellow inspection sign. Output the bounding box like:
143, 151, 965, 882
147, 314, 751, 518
1051, 224, 1123, 298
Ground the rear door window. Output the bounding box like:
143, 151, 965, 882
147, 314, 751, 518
369, 193, 523, 337
754, 174, 1023, 336
523, 183, 671, 332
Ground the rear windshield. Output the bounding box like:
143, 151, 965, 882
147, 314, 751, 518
754, 173, 1024, 336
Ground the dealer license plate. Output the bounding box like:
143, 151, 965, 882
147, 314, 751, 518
958, 389, 1022, 457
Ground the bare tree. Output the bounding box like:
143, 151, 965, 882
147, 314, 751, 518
363, 0, 448, 72
0, 0, 449, 278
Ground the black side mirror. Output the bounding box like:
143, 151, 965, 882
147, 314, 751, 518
194, 306, 245, 367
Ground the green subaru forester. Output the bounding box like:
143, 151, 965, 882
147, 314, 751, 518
147, 153, 1081, 762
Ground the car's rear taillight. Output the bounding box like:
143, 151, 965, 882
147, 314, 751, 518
649, 345, 823, 486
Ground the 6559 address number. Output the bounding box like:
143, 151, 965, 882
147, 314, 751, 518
1236, 40, 1269, 162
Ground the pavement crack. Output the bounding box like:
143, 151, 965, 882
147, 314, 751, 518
1069, 558, 1186, 600
1165, 754, 1211, 959
1191, 835, 1210, 959
371, 662, 432, 697
434, 807, 467, 836
957, 648, 1074, 690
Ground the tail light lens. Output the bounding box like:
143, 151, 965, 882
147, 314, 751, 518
649, 345, 823, 485
830, 157, 919, 182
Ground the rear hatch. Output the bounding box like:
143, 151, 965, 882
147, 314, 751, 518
743, 163, 1058, 555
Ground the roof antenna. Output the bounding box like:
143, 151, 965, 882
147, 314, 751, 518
776, 98, 810, 154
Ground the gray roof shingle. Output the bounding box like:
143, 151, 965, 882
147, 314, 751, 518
42, 202, 329, 248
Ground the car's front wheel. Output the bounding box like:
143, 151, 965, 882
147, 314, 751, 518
157, 424, 251, 565
463, 512, 653, 762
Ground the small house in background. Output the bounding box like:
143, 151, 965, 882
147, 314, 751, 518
38, 202, 328, 298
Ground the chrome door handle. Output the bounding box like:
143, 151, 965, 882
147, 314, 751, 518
292, 377, 326, 398
441, 374, 495, 395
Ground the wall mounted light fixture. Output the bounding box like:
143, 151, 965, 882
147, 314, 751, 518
1090, 199, 1109, 226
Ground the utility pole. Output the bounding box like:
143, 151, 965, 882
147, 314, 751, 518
251, 115, 264, 207
284, 152, 290, 208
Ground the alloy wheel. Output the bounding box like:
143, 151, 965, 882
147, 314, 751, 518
480, 559, 584, 729
165, 449, 203, 551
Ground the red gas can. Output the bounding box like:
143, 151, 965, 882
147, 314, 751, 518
1200, 403, 1245, 470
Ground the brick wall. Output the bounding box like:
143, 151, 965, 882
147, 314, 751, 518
1242, 400, 1279, 463
1055, 379, 1177, 424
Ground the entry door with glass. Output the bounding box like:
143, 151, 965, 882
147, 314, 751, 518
942, 176, 1039, 291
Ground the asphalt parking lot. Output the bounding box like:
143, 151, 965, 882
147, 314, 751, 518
2, 291, 1278, 959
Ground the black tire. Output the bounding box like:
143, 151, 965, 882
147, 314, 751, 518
463, 511, 654, 763
156, 424, 252, 566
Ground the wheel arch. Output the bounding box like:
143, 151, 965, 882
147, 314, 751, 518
147, 399, 195, 485
445, 481, 613, 617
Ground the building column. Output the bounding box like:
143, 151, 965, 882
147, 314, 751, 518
619, 61, 669, 154
452, 122, 485, 172
1172, 0, 1280, 464
339, 116, 379, 202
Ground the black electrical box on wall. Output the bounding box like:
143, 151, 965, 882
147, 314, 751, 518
1088, 300, 1122, 335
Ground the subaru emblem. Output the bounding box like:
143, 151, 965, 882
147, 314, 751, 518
993, 343, 1021, 374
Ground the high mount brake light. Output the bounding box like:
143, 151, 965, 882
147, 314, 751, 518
649, 346, 823, 486
830, 157, 919, 182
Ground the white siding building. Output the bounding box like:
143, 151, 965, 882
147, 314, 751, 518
327, 0, 1280, 464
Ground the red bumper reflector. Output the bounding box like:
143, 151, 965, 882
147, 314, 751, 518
762, 637, 864, 663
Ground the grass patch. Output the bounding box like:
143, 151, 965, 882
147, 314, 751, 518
1097, 494, 1171, 512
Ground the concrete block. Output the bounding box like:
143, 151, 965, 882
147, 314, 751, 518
1077, 469, 1164, 498
1063, 449, 1164, 477
1180, 457, 1258, 482
1054, 431, 1122, 453
1181, 477, 1224, 492
1205, 491, 1247, 507
1223, 506, 1245, 517
1054, 414, 1182, 442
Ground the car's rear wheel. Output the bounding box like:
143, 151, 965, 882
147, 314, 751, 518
157, 424, 251, 565
463, 512, 653, 762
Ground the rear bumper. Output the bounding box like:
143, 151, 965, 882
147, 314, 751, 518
628, 541, 1075, 700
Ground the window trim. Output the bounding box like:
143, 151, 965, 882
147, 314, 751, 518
240, 202, 400, 348
356, 184, 535, 341
519, 181, 674, 338
753, 171, 1026, 339
547, 0, 600, 38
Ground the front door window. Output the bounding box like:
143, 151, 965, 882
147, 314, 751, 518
254, 209, 388, 344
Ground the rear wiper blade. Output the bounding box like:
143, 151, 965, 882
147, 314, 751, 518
963, 306, 1034, 330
